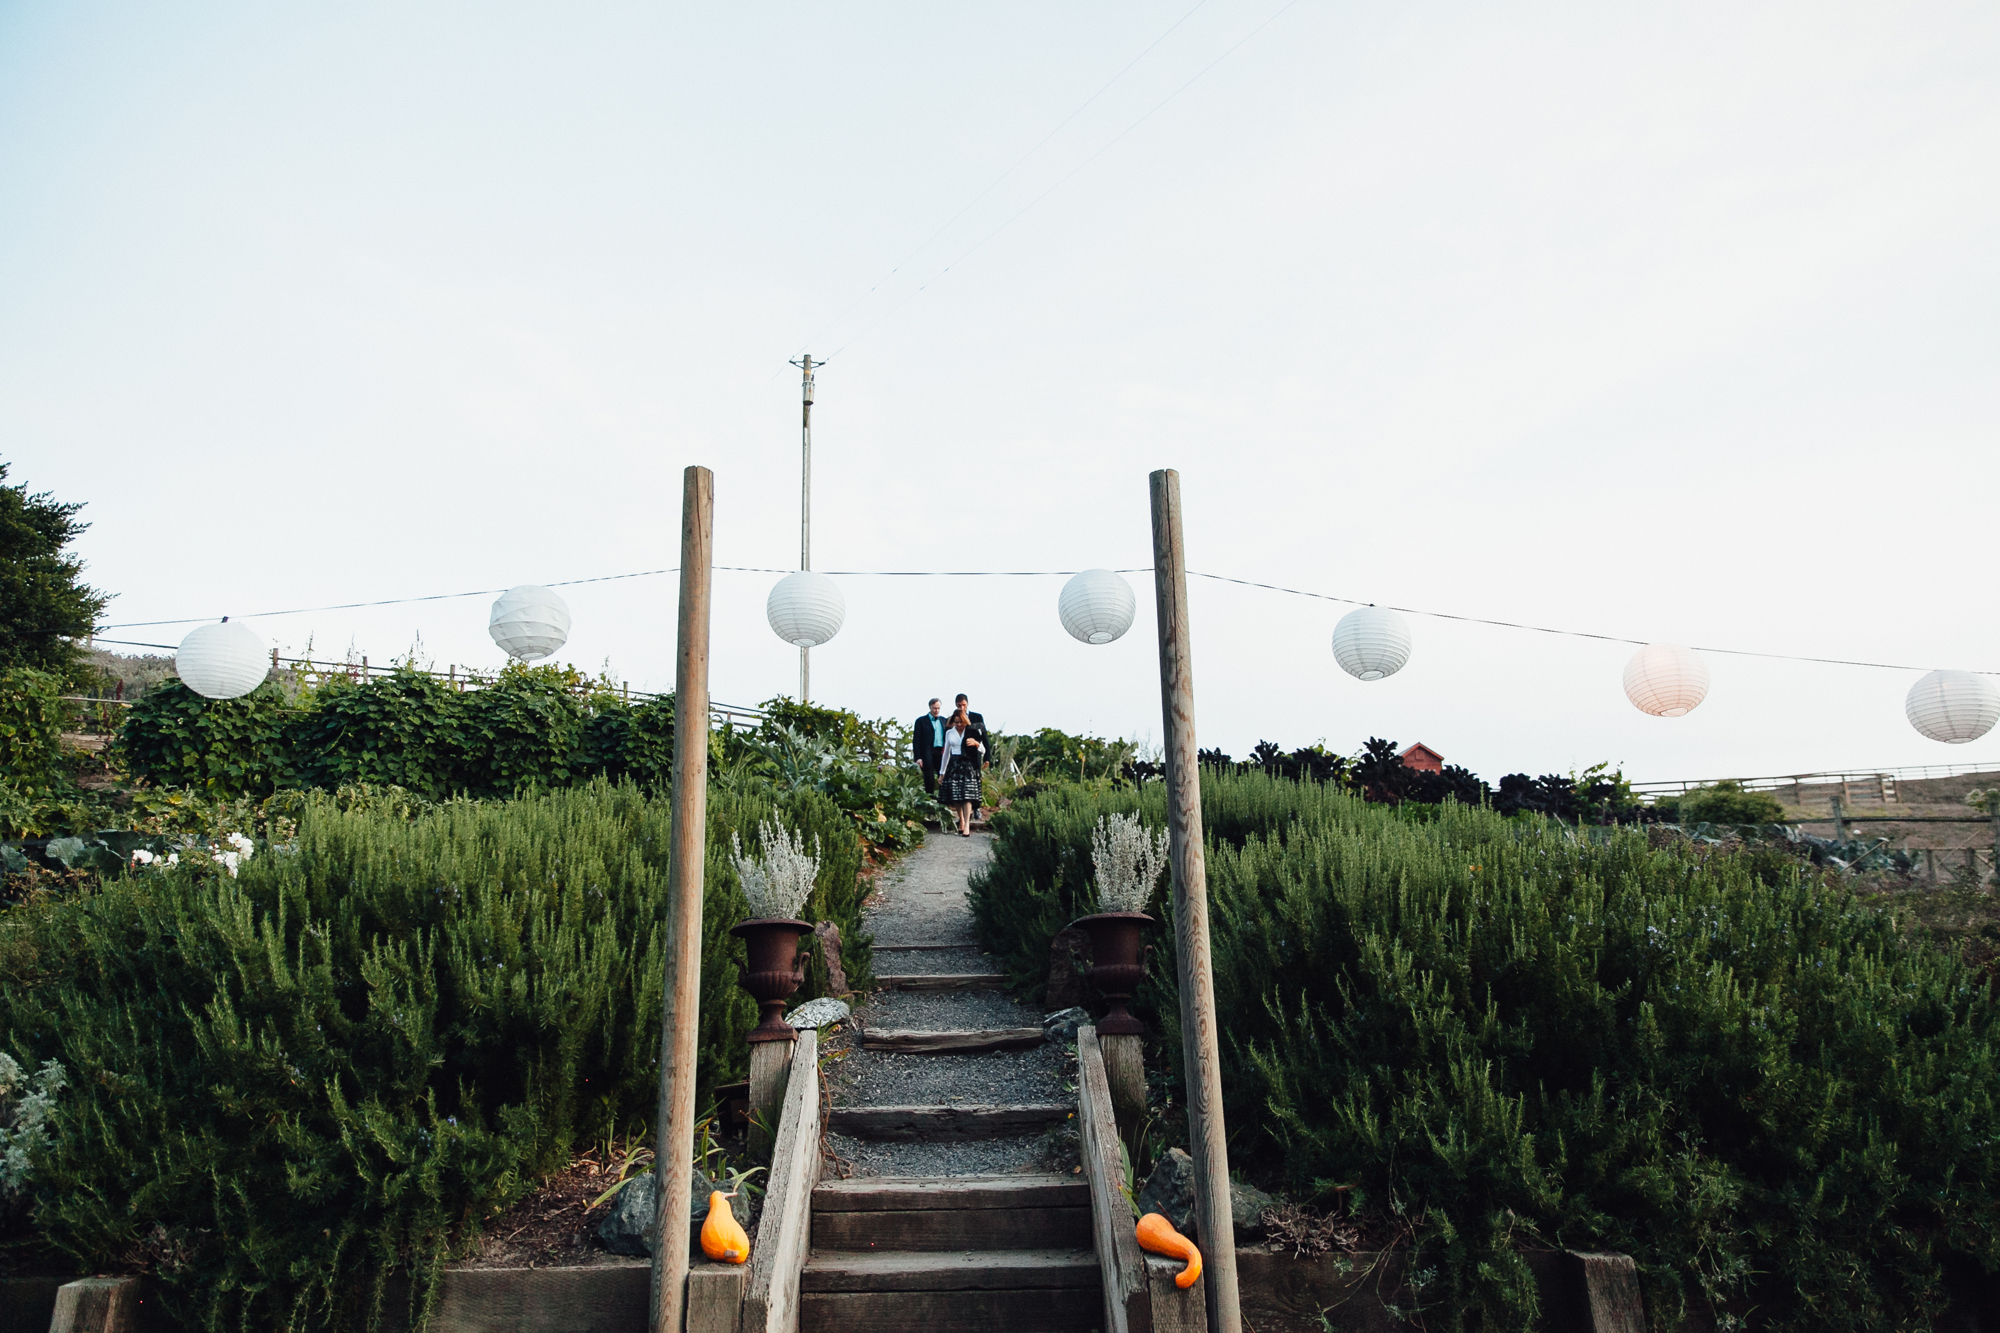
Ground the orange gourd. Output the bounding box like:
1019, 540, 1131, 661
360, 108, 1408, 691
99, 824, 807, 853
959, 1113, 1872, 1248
700, 1190, 751, 1264
1135, 1212, 1202, 1289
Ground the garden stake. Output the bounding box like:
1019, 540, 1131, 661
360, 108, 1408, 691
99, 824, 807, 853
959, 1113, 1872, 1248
1149, 466, 1242, 1332
649, 464, 713, 1333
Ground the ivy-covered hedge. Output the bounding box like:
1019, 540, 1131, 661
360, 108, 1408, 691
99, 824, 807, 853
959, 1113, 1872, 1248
0, 779, 867, 1332
970, 772, 2000, 1331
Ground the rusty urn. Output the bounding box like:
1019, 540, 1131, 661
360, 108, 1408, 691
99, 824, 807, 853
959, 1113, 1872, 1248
732, 917, 815, 1043
1072, 911, 1153, 1035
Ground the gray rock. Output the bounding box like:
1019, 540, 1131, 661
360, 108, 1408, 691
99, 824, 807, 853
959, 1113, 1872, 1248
1042, 1006, 1091, 1044
788, 997, 851, 1029
596, 1167, 716, 1256
1231, 1178, 1282, 1237
1136, 1148, 1196, 1233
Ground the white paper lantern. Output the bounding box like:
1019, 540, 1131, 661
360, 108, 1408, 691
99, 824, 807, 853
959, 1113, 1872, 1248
1623, 643, 1709, 717
1057, 569, 1136, 645
175, 619, 269, 700
488, 585, 571, 662
1905, 669, 2000, 744
767, 571, 845, 648
1331, 606, 1412, 681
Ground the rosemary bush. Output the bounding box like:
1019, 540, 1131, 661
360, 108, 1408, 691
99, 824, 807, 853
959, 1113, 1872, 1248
972, 770, 2000, 1331
0, 782, 756, 1332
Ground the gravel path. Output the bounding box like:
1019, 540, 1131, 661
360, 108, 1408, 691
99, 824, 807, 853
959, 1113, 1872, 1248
827, 831, 1076, 1179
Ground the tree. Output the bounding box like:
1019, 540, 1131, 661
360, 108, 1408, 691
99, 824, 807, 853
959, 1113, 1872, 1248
0, 462, 107, 679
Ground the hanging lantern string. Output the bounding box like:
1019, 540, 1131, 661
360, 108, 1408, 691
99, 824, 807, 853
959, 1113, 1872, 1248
93, 564, 1994, 675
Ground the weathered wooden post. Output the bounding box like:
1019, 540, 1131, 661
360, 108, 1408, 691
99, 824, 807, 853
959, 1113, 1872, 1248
1149, 468, 1242, 1333
650, 465, 714, 1333
1830, 791, 1846, 841
1989, 799, 1999, 890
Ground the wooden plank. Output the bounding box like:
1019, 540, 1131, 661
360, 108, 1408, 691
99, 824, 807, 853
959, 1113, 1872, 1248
1149, 468, 1241, 1333
1078, 1026, 1148, 1333
650, 463, 715, 1333
1571, 1252, 1646, 1333
874, 974, 1009, 992
801, 1249, 1099, 1292
46, 1278, 147, 1333
743, 1027, 821, 1333
813, 1174, 1087, 1212
860, 1027, 1043, 1054
429, 1265, 650, 1333
1147, 1253, 1210, 1333
811, 1205, 1093, 1252
797, 1287, 1098, 1333
685, 1264, 747, 1333
827, 1103, 1070, 1141
1231, 1247, 1403, 1333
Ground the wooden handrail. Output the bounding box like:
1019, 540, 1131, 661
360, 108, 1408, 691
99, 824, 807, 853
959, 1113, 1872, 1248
741, 1027, 820, 1333
1079, 1026, 1149, 1333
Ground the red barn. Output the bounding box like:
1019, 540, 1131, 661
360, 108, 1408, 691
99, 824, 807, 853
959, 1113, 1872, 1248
1399, 742, 1444, 773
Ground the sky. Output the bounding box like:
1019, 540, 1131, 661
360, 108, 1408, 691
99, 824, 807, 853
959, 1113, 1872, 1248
4, 1, 1998, 785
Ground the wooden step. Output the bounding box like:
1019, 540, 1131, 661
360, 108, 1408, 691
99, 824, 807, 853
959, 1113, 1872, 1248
802, 1247, 1098, 1292
799, 1285, 1095, 1333
860, 1027, 1043, 1054
810, 1200, 1093, 1252
874, 974, 1009, 992
813, 1174, 1087, 1213
827, 1103, 1071, 1142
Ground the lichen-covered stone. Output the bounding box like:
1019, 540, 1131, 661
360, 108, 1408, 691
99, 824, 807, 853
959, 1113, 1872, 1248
788, 997, 851, 1029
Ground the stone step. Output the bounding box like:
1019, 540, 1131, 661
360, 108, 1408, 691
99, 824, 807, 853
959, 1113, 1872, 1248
826, 1103, 1071, 1143
872, 943, 981, 953
874, 974, 1010, 992
802, 1247, 1099, 1292
860, 1027, 1043, 1054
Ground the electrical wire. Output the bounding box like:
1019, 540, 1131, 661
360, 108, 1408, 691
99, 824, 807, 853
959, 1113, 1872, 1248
92, 563, 1993, 675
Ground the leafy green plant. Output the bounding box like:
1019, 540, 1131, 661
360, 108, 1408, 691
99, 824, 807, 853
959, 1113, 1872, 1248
974, 769, 2000, 1331
1676, 779, 1787, 826
114, 678, 293, 798
285, 666, 466, 798
0, 781, 756, 1332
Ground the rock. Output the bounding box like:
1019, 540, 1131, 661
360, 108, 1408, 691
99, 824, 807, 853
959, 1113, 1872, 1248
788, 997, 850, 1029
1136, 1148, 1196, 1234
1231, 1178, 1282, 1237
596, 1167, 716, 1256
814, 921, 849, 997
1042, 1006, 1091, 1045
1046, 927, 1092, 1009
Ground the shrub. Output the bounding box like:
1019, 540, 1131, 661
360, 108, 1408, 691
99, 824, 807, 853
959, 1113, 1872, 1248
973, 770, 2000, 1331
114, 678, 292, 798
286, 667, 466, 798
1676, 779, 1788, 826
0, 667, 67, 790
0, 782, 755, 1332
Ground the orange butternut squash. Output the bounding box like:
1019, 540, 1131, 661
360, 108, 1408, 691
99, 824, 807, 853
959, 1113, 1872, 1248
1135, 1212, 1202, 1289
700, 1190, 751, 1264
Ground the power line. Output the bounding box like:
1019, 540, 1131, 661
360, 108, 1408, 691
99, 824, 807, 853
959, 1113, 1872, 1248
91, 562, 1993, 675
824, 0, 1305, 362
786, 0, 1215, 363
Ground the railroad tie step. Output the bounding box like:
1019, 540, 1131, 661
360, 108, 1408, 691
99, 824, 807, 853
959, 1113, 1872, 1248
826, 1103, 1071, 1142
874, 973, 1010, 992
803, 1177, 1098, 1333
860, 1026, 1043, 1054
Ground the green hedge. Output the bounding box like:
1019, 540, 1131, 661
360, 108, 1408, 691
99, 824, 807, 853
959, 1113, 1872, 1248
969, 772, 2000, 1331
0, 780, 871, 1333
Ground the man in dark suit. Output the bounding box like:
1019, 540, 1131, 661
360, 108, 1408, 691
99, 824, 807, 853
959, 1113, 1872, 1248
912, 697, 947, 795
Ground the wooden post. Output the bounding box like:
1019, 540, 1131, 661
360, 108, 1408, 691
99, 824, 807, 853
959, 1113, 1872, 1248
1148, 468, 1241, 1333
650, 465, 714, 1333
1830, 792, 1846, 841
1990, 802, 1999, 890
747, 1040, 795, 1161
1100, 1032, 1147, 1141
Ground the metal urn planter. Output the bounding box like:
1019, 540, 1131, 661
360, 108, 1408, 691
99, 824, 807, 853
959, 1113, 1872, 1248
1072, 911, 1153, 1035
732, 917, 815, 1043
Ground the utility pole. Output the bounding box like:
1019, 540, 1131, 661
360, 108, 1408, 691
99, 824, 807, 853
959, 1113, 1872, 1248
790, 354, 818, 703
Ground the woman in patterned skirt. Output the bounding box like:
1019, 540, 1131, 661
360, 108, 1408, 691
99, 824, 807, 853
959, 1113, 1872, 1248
938, 704, 984, 837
